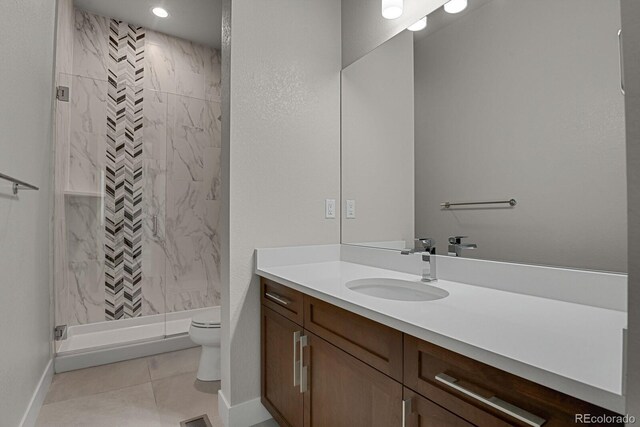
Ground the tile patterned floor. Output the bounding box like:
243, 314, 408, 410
36, 348, 224, 427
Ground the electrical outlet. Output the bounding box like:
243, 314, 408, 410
346, 199, 356, 219
325, 199, 336, 219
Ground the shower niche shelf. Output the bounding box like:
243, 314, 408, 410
63, 189, 103, 197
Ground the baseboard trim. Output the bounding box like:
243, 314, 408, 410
218, 390, 272, 427
19, 358, 54, 427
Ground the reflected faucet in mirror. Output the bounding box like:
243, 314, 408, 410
448, 236, 477, 257
401, 238, 437, 282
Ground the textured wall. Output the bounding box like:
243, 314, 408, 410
57, 8, 222, 325
413, 0, 626, 272
342, 31, 415, 248
223, 0, 341, 416
341, 0, 446, 67
622, 0, 640, 418
0, 0, 56, 424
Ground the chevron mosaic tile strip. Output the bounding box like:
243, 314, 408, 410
105, 19, 145, 320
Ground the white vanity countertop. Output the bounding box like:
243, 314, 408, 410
256, 253, 627, 413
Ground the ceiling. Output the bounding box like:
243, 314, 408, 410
74, 0, 222, 47
413, 0, 495, 42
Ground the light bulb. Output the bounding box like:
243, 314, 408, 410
408, 16, 427, 31
444, 0, 467, 14
382, 0, 403, 19
152, 7, 169, 18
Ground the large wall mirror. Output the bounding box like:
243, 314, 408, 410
341, 0, 626, 273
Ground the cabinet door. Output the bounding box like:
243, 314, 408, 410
262, 306, 304, 427
303, 332, 402, 427
403, 388, 473, 427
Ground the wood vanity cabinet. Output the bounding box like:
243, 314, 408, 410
260, 277, 622, 427
304, 332, 403, 426
403, 388, 473, 427
261, 305, 304, 427
303, 295, 403, 382
403, 335, 623, 426
260, 278, 402, 427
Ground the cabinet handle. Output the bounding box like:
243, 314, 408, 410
435, 374, 546, 427
264, 292, 291, 306
619, 29, 625, 96
300, 334, 308, 393
402, 398, 413, 427
293, 331, 301, 387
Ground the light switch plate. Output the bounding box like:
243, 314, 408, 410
325, 199, 336, 219
346, 199, 356, 219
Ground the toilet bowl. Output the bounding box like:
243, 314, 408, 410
188, 307, 221, 381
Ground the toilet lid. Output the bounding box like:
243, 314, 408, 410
191, 308, 221, 328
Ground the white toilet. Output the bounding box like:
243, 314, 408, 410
188, 307, 221, 381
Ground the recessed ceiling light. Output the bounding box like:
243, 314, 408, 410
444, 0, 467, 14
408, 16, 427, 31
382, 0, 403, 19
152, 7, 169, 18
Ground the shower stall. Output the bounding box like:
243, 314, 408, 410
52, 2, 222, 370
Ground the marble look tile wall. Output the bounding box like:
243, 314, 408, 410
160, 92, 222, 312
66, 196, 105, 325
72, 10, 110, 81
68, 74, 107, 195
58, 8, 222, 325
143, 27, 222, 315
145, 29, 222, 102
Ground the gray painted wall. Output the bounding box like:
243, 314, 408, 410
414, 0, 627, 272
0, 0, 56, 424
222, 0, 341, 420
622, 0, 640, 419
342, 31, 415, 247
341, 0, 446, 67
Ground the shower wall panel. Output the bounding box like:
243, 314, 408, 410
59, 8, 221, 326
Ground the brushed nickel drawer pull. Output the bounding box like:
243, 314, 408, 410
402, 398, 413, 427
619, 29, 625, 96
293, 331, 301, 387
300, 335, 309, 393
264, 292, 291, 306
435, 373, 546, 427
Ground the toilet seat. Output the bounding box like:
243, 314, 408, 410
191, 309, 221, 329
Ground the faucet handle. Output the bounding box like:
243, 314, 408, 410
448, 236, 468, 245
415, 238, 435, 252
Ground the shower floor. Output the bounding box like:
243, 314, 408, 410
55, 307, 213, 372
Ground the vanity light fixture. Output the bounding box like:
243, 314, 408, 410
408, 16, 427, 31
444, 0, 467, 14
152, 7, 169, 18
382, 0, 403, 19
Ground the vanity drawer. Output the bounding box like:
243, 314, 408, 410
303, 295, 403, 382
260, 277, 304, 325
404, 335, 621, 427
404, 388, 474, 427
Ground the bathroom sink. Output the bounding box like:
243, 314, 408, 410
345, 278, 449, 302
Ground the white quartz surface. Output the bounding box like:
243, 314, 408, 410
257, 259, 627, 413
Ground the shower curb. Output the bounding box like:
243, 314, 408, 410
54, 334, 196, 373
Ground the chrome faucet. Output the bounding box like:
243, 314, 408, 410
448, 236, 477, 257
401, 238, 437, 282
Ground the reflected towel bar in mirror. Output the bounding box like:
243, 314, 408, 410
0, 172, 39, 195
441, 199, 517, 209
